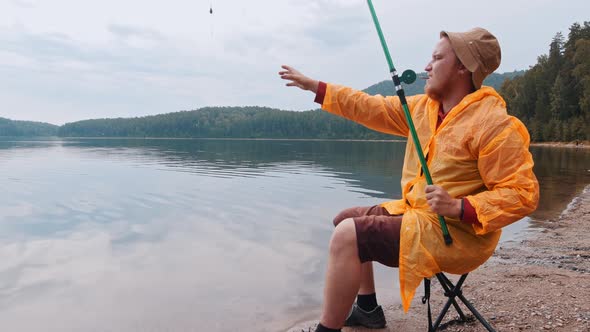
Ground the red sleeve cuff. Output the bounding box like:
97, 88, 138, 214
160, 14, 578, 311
461, 198, 480, 226
314, 81, 327, 105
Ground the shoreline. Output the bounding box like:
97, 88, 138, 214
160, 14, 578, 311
3, 137, 589, 148
530, 141, 590, 149
287, 185, 590, 332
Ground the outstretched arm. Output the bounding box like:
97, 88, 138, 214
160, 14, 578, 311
279, 64, 414, 137
279, 65, 319, 93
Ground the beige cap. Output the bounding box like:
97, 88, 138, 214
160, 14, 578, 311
440, 27, 501, 89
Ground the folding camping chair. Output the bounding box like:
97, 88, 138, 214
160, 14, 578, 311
422, 273, 496, 332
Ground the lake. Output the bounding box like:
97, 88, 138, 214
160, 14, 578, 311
0, 138, 588, 331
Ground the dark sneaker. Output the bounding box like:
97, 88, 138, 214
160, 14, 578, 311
344, 303, 386, 329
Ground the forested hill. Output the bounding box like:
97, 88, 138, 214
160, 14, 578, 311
0, 70, 518, 139
0, 117, 58, 136
363, 70, 525, 97
57, 70, 521, 139
57, 107, 397, 140
500, 22, 590, 142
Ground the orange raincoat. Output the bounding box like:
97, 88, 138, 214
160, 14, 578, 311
321, 84, 539, 311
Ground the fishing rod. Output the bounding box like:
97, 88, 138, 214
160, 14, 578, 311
366, 0, 452, 245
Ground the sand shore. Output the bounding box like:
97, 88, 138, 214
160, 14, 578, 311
530, 141, 590, 149
288, 185, 590, 332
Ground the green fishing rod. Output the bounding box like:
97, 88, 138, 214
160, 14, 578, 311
366, 0, 452, 245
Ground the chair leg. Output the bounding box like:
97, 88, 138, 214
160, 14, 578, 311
431, 273, 496, 332
455, 291, 496, 332
437, 273, 468, 321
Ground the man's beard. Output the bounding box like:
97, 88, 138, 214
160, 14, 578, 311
424, 84, 442, 101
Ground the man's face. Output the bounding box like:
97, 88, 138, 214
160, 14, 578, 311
424, 37, 465, 100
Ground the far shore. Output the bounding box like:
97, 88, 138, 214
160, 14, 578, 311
3, 136, 590, 148
531, 140, 590, 149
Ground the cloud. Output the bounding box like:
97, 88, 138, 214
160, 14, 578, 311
303, 4, 371, 49
0, 0, 589, 123
107, 24, 163, 41
10, 0, 35, 8
0, 25, 202, 77
0, 25, 222, 123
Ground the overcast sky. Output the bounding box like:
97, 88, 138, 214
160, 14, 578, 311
1, 0, 588, 125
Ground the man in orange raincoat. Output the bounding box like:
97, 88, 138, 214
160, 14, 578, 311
279, 27, 539, 332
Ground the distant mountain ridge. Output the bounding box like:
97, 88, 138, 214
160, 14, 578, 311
1, 71, 523, 139
363, 70, 526, 96
0, 117, 58, 137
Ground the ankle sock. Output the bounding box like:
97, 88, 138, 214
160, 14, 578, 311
315, 323, 341, 332
357, 293, 378, 311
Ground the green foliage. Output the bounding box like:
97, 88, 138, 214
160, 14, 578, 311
58, 107, 395, 140
0, 117, 58, 136
57, 70, 523, 140
501, 21, 590, 142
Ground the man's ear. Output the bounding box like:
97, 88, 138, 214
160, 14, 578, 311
458, 63, 470, 76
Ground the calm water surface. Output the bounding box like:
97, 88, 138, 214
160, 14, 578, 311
0, 138, 588, 331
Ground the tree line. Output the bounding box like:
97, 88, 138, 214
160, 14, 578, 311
0, 70, 530, 140
0, 117, 58, 136
53, 70, 523, 139
56, 107, 396, 140
49, 71, 536, 140
500, 21, 590, 142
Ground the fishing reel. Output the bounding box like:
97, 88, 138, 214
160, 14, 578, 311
400, 69, 417, 85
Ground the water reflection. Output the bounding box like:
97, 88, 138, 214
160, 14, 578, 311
28, 138, 588, 219
0, 138, 587, 332
65, 139, 406, 199
529, 146, 590, 221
